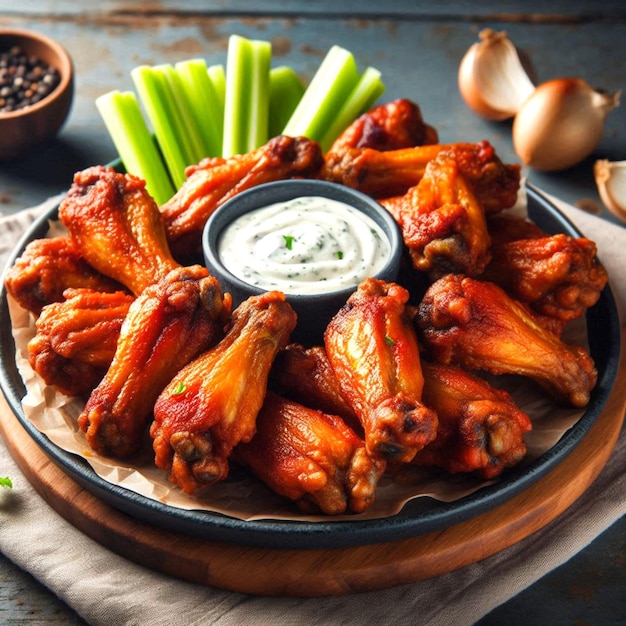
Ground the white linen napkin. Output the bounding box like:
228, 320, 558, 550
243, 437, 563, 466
0, 193, 624, 626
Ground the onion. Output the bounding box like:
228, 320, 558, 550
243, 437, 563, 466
458, 29, 535, 121
512, 78, 620, 171
594, 159, 626, 222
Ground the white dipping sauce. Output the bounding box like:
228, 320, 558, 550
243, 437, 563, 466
218, 196, 391, 295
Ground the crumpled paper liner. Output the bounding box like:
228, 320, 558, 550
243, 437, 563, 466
7, 252, 588, 524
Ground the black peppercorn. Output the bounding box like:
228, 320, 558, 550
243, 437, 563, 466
0, 46, 60, 113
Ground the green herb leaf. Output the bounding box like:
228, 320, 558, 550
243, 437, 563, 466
283, 235, 295, 250
0, 477, 13, 489
173, 381, 187, 395
336, 250, 344, 260
385, 335, 395, 346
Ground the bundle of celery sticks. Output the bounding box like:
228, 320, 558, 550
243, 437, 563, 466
96, 35, 385, 205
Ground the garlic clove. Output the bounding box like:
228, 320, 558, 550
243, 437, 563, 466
458, 28, 536, 121
513, 77, 620, 171
594, 159, 626, 222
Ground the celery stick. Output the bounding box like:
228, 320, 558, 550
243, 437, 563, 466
281, 45, 360, 142
131, 65, 189, 188
175, 58, 223, 157
318, 66, 386, 151
222, 35, 271, 157
208, 64, 226, 111
268, 66, 305, 138
95, 90, 175, 205
156, 64, 206, 166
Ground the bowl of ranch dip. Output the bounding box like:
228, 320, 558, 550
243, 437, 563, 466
203, 179, 402, 344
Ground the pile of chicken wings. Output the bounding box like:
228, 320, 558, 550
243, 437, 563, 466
5, 99, 608, 516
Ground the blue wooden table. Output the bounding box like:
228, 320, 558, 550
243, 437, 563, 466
1, 2, 624, 624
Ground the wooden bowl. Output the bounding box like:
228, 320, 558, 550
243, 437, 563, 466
0, 28, 74, 160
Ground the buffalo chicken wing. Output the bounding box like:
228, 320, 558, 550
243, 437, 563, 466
151, 291, 297, 493
78, 265, 230, 458
59, 165, 180, 296
414, 362, 532, 479
416, 274, 597, 408
382, 151, 492, 278
325, 279, 438, 463
28, 288, 134, 397
235, 392, 386, 515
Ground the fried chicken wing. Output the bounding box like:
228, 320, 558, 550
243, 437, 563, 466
78, 265, 230, 458
415, 274, 597, 407
481, 230, 608, 324
381, 151, 492, 278
59, 166, 179, 296
235, 391, 386, 515
28, 288, 134, 397
160, 135, 325, 262
328, 98, 439, 153
414, 362, 532, 479
321, 140, 521, 212
4, 237, 126, 316
151, 291, 297, 493
271, 343, 359, 427
324, 279, 438, 463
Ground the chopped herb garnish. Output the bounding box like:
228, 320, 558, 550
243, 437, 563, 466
0, 477, 12, 489
283, 235, 295, 250
336, 250, 344, 259
173, 381, 187, 395
385, 335, 395, 346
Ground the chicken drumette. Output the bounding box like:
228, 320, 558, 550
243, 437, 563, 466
415, 274, 597, 408
325, 279, 438, 463
414, 362, 532, 479
59, 165, 180, 296
78, 265, 230, 458
151, 291, 297, 493
381, 151, 492, 279
160, 135, 325, 262
235, 392, 386, 515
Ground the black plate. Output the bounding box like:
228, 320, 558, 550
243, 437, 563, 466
0, 184, 621, 549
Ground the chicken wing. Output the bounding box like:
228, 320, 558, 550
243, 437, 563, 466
235, 391, 386, 515
324, 279, 438, 463
481, 231, 608, 324
415, 274, 597, 407
160, 135, 325, 262
414, 362, 532, 479
4, 237, 126, 316
151, 291, 297, 493
381, 151, 492, 278
78, 265, 230, 458
320, 140, 521, 213
28, 288, 133, 397
59, 165, 180, 296
328, 98, 438, 153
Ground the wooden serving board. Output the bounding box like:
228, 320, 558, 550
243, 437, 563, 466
1, 336, 625, 597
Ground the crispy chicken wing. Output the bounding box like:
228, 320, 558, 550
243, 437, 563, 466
4, 237, 126, 316
59, 165, 179, 296
235, 391, 386, 515
328, 98, 439, 153
324, 279, 438, 463
160, 135, 325, 262
321, 140, 521, 212
151, 291, 297, 493
414, 362, 532, 479
271, 343, 360, 427
481, 230, 608, 324
78, 265, 230, 458
381, 151, 492, 278
415, 274, 597, 407
28, 288, 134, 397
